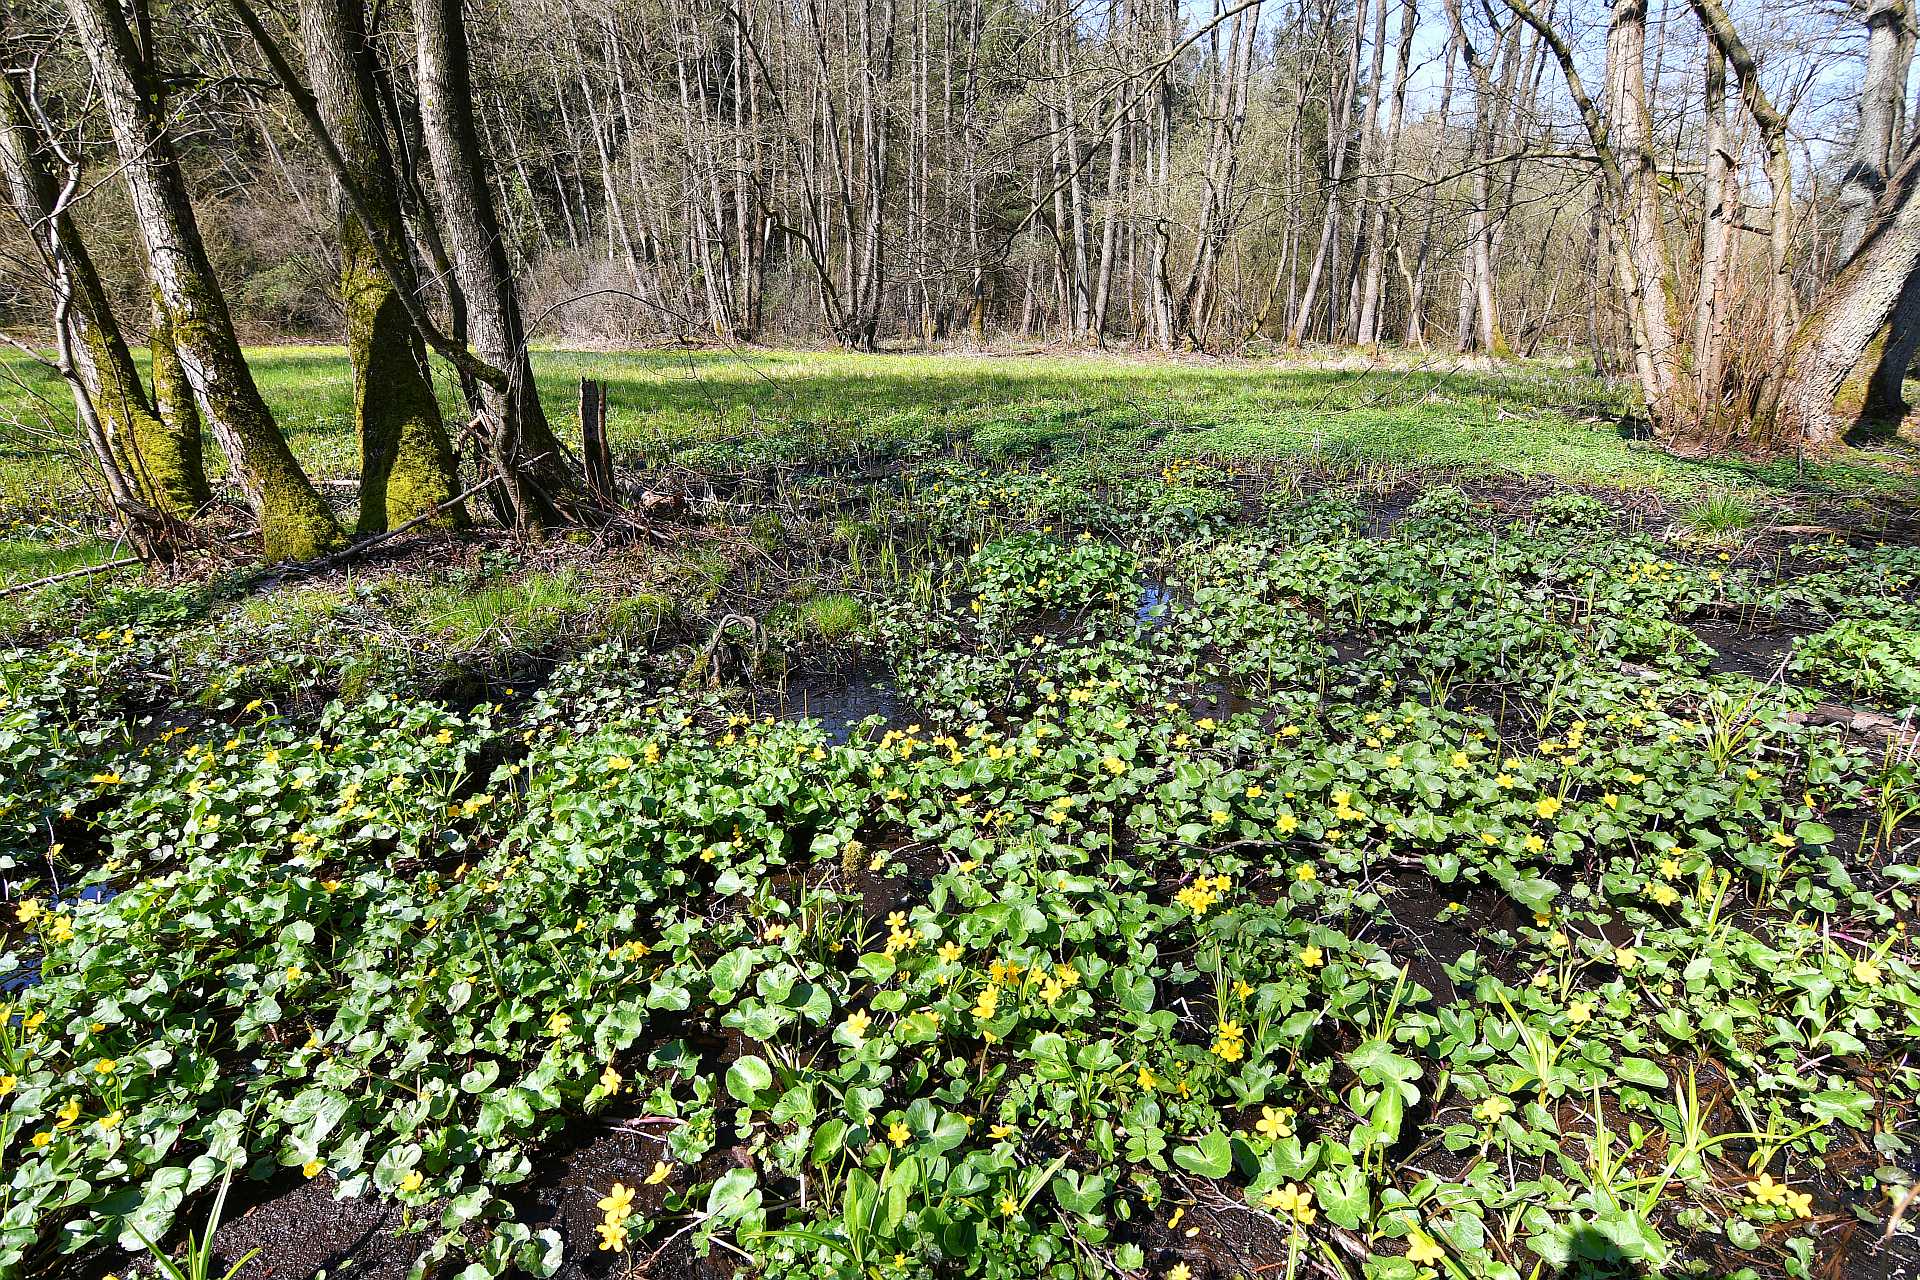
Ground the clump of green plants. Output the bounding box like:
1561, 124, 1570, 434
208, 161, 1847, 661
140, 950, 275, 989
406, 568, 600, 653
3, 452, 1918, 1280
1531, 490, 1611, 530
1791, 609, 1920, 707
1682, 490, 1757, 535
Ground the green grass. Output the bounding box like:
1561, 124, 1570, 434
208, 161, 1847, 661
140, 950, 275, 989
4, 347, 1918, 528
0, 535, 125, 588
405, 568, 599, 652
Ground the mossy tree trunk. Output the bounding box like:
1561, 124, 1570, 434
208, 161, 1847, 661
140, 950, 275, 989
299, 0, 464, 534
0, 55, 207, 522
147, 290, 206, 483
63, 0, 341, 560
416, 0, 580, 530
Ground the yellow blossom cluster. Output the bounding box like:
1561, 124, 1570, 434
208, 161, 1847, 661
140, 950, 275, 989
1210, 1018, 1246, 1063
1176, 874, 1232, 918
597, 1181, 636, 1251
1260, 1182, 1316, 1223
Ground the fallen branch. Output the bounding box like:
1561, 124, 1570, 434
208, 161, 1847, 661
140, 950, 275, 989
0, 527, 261, 600
250, 473, 508, 594
0, 552, 140, 598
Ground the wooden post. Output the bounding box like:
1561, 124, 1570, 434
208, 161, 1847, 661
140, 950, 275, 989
579, 377, 614, 504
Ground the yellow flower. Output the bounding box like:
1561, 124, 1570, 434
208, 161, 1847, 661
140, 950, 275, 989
938, 941, 964, 964
302, 1158, 324, 1178
1137, 1066, 1157, 1090
98, 1110, 122, 1132
1566, 1001, 1593, 1025
1600, 793, 1619, 810
1748, 1173, 1787, 1205
599, 1064, 622, 1094
598, 1182, 636, 1221
55, 1098, 80, 1129
284, 966, 304, 983
1168, 1266, 1192, 1280
1406, 1231, 1445, 1264
1535, 796, 1561, 819
1649, 882, 1680, 906
646, 1160, 672, 1185
15, 900, 40, 924
1276, 813, 1298, 834
1854, 959, 1883, 986
30, 1131, 52, 1148
1102, 755, 1126, 776
93, 1057, 116, 1075
1494, 773, 1514, 788
998, 1193, 1020, 1216
1261, 1182, 1316, 1222
1613, 946, 1638, 970
1384, 753, 1402, 769
0, 1075, 14, 1098
1295, 863, 1317, 883
595, 1221, 628, 1252
1782, 1189, 1813, 1218
1449, 751, 1469, 769
399, 1171, 424, 1194
888, 1121, 911, 1147
1474, 1095, 1513, 1122
545, 1011, 572, 1037
1524, 834, 1546, 854
1299, 944, 1324, 968
1770, 830, 1796, 849
990, 1123, 1016, 1140
1254, 1106, 1294, 1140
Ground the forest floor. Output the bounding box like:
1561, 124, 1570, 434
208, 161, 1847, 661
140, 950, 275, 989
3, 349, 1920, 1280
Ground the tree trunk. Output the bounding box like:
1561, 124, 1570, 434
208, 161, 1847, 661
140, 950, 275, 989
0, 57, 207, 522
1290, 0, 1366, 346
149, 289, 205, 487
298, 0, 464, 534
416, 0, 578, 528
1356, 0, 1415, 347
1764, 139, 1920, 449
1690, 42, 1731, 412
1839, 0, 1914, 262
64, 0, 340, 559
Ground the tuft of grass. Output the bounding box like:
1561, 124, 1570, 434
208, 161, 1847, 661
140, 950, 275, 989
407, 570, 598, 653
795, 592, 866, 642
1682, 491, 1757, 534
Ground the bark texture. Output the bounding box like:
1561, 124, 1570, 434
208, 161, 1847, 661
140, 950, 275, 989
416, 0, 577, 528
0, 59, 207, 520
1767, 140, 1920, 449
62, 0, 340, 559
297, 0, 464, 534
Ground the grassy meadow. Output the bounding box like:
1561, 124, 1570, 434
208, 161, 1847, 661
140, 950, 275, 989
4, 347, 1918, 568
4, 346, 1920, 1280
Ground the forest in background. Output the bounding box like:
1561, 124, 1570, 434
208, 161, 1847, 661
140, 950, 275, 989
2, 0, 1920, 567
0, 0, 1893, 361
